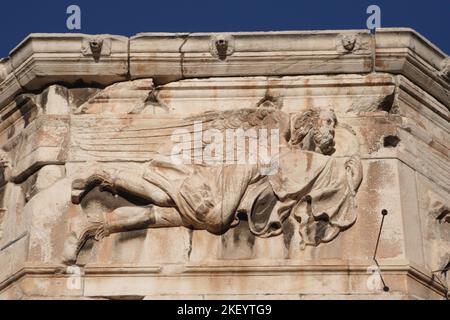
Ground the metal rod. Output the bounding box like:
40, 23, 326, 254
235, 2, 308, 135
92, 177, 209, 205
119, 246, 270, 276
0, 231, 28, 251
373, 209, 389, 292
373, 212, 386, 258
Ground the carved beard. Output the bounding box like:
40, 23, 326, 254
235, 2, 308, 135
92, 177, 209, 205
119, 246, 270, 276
290, 129, 306, 146
314, 127, 335, 155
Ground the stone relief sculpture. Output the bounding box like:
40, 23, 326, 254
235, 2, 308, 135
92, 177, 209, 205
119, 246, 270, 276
1, 30, 449, 299
63, 106, 363, 264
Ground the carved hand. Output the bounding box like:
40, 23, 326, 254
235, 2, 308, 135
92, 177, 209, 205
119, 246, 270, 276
345, 154, 363, 195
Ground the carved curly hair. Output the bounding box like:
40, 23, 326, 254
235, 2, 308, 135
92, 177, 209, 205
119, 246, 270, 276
289, 109, 337, 154
289, 110, 320, 147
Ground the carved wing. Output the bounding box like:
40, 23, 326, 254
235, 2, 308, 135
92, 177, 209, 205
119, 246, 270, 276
182, 107, 290, 165
70, 107, 290, 163
69, 116, 195, 162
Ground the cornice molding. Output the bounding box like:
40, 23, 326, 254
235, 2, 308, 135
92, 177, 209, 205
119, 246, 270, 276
0, 28, 449, 112
1, 261, 447, 298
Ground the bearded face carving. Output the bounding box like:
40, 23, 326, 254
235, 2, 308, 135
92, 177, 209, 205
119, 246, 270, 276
290, 109, 337, 155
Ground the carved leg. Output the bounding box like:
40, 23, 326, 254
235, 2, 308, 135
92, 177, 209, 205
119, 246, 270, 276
72, 165, 173, 207
99, 206, 157, 236
63, 206, 156, 265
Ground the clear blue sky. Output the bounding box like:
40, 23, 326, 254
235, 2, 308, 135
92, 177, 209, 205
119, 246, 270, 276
0, 0, 449, 57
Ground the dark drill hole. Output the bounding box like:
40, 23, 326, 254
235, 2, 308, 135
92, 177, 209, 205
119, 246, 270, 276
383, 135, 400, 148
237, 211, 248, 221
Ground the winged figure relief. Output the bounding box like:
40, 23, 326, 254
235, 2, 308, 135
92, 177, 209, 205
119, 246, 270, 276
64, 105, 363, 264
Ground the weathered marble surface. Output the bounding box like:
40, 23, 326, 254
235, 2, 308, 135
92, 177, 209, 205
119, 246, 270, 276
0, 29, 448, 300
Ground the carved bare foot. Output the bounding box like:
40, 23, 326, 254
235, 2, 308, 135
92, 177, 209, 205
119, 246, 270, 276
63, 216, 108, 265
71, 164, 114, 204
63, 207, 155, 265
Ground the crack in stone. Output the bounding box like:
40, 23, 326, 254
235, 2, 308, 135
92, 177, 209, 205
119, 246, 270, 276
370, 33, 376, 73
178, 34, 191, 79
